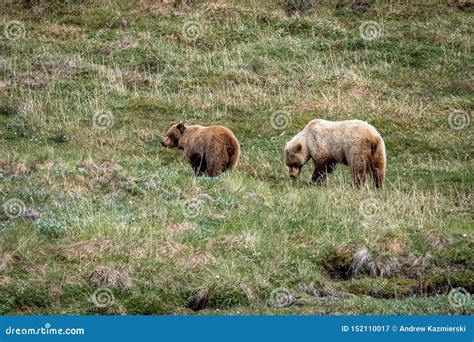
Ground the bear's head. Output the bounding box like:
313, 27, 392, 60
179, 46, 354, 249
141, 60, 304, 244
161, 122, 186, 149
284, 139, 309, 178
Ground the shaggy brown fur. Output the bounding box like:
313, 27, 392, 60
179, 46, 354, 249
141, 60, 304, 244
284, 119, 386, 188
161, 122, 240, 177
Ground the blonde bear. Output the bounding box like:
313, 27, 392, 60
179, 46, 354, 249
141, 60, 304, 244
284, 119, 386, 188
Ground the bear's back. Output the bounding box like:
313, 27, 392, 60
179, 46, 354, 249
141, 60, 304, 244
307, 119, 379, 137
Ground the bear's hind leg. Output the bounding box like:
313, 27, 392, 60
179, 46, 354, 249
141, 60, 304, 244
370, 145, 385, 188
370, 164, 385, 188
312, 159, 336, 184
206, 157, 228, 177
204, 145, 230, 177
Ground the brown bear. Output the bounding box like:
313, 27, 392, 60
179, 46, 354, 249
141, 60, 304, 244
284, 119, 386, 188
161, 122, 240, 177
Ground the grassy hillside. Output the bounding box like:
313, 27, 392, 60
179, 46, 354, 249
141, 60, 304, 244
0, 0, 472, 315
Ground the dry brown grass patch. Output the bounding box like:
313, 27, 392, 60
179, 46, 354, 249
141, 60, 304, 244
298, 282, 332, 297
136, 0, 176, 16
0, 80, 6, 94
61, 239, 118, 261
9, 72, 48, 89
0, 252, 17, 271
64, 237, 189, 262
423, 230, 454, 250
186, 288, 209, 311
165, 222, 195, 235
177, 252, 215, 269
75, 160, 135, 191
324, 243, 434, 280
0, 159, 29, 176
89, 266, 132, 289
0, 276, 11, 287
206, 233, 257, 251
142, 239, 187, 260
375, 236, 405, 254
101, 39, 138, 55
41, 24, 83, 39
403, 253, 433, 279
298, 282, 356, 302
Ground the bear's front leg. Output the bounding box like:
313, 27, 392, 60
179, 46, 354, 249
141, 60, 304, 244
189, 154, 206, 176
311, 159, 336, 184
351, 167, 367, 187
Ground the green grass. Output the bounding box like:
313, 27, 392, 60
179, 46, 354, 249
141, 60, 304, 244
0, 0, 472, 315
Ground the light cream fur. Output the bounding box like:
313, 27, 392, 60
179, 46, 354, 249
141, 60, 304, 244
284, 119, 386, 187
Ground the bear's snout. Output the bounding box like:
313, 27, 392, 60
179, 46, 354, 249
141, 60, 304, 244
288, 166, 301, 178
161, 137, 174, 148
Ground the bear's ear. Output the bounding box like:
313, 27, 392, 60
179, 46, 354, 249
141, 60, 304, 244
176, 122, 186, 133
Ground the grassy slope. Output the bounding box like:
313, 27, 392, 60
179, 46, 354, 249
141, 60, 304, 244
0, 0, 472, 315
